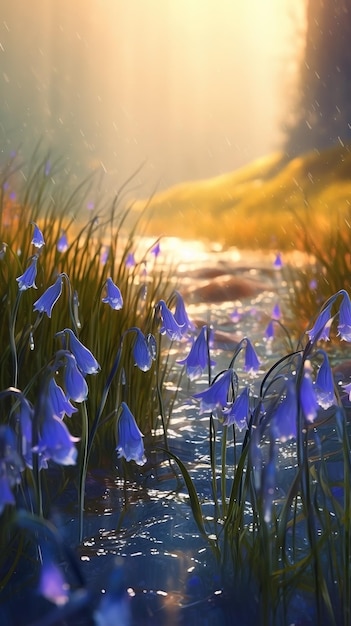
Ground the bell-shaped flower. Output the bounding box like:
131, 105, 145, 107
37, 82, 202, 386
132, 329, 154, 372
156, 300, 184, 341
270, 381, 297, 442
265, 320, 274, 341
337, 290, 351, 342
146, 333, 157, 361
173, 291, 194, 335
39, 555, 70, 606
116, 402, 146, 466
223, 387, 250, 430
33, 275, 63, 317
60, 328, 100, 375
48, 377, 77, 418
306, 301, 335, 343
125, 252, 136, 268
63, 354, 89, 402
273, 252, 283, 269
102, 277, 123, 310
57, 231, 68, 253
178, 325, 215, 380
16, 256, 38, 291
271, 303, 281, 320
193, 368, 234, 415
36, 414, 79, 466
315, 351, 335, 409
300, 365, 319, 423
151, 242, 161, 258
31, 223, 45, 248
244, 338, 260, 374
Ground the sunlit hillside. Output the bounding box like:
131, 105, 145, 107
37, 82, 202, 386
137, 145, 351, 250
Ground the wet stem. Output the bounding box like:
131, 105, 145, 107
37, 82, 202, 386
9, 291, 22, 388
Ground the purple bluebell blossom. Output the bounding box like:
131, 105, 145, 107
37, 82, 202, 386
60, 328, 100, 375
16, 256, 38, 291
173, 291, 194, 335
178, 325, 215, 380
300, 365, 319, 423
337, 290, 351, 341
63, 354, 89, 402
265, 320, 275, 341
156, 300, 184, 341
36, 414, 79, 465
306, 300, 335, 343
244, 338, 260, 374
151, 242, 161, 258
271, 303, 281, 320
273, 252, 283, 269
102, 277, 123, 310
229, 308, 241, 323
116, 402, 146, 465
31, 223, 45, 249
223, 387, 250, 430
193, 368, 234, 414
315, 351, 335, 409
133, 329, 154, 372
125, 252, 136, 268
48, 378, 77, 418
57, 232, 68, 253
33, 275, 63, 317
271, 381, 297, 442
38, 547, 70, 606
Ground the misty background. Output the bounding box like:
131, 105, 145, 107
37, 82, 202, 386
0, 0, 304, 198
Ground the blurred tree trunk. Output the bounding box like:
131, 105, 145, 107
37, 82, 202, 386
284, 0, 351, 157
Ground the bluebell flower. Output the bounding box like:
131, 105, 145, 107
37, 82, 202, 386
300, 365, 319, 423
273, 252, 283, 269
132, 329, 154, 371
229, 307, 241, 323
38, 552, 70, 606
244, 338, 260, 374
223, 387, 250, 430
125, 252, 136, 268
36, 414, 79, 465
173, 291, 194, 335
156, 300, 184, 341
315, 351, 335, 409
60, 328, 100, 375
33, 275, 63, 317
16, 256, 38, 291
100, 245, 110, 265
63, 354, 89, 402
102, 277, 123, 310
271, 303, 281, 320
57, 231, 68, 253
193, 368, 234, 414
31, 223, 45, 248
146, 333, 157, 360
265, 320, 274, 341
271, 381, 297, 442
48, 377, 77, 418
151, 242, 161, 258
306, 301, 335, 342
178, 325, 215, 380
116, 402, 146, 465
337, 290, 351, 341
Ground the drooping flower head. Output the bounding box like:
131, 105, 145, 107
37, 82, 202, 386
33, 275, 63, 317
125, 252, 136, 268
155, 300, 184, 341
265, 320, 275, 341
47, 377, 78, 418
116, 402, 146, 466
102, 277, 123, 310
132, 328, 155, 372
315, 350, 335, 409
193, 368, 234, 415
173, 291, 194, 335
38, 545, 70, 606
178, 325, 215, 380
270, 380, 297, 442
273, 252, 283, 269
57, 231, 68, 253
337, 290, 351, 342
58, 328, 100, 375
271, 303, 281, 320
16, 256, 38, 291
223, 387, 250, 430
62, 353, 89, 402
306, 298, 336, 343
31, 223, 45, 249
36, 414, 79, 466
151, 242, 161, 258
300, 362, 319, 423
243, 338, 261, 375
